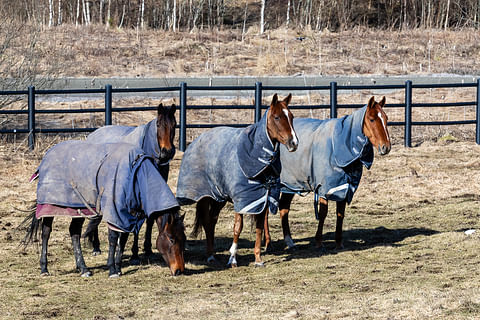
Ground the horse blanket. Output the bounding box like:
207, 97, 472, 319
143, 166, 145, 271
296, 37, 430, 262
280, 106, 373, 215
176, 110, 282, 214
35, 141, 178, 233
86, 119, 173, 180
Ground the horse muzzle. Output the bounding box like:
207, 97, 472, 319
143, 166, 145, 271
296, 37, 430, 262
285, 137, 298, 152
159, 147, 175, 163
378, 144, 391, 155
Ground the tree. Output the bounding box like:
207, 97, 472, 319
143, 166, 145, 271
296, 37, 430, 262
260, 0, 265, 33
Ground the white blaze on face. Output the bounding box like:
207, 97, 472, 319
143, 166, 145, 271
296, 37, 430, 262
377, 111, 390, 143
283, 108, 298, 146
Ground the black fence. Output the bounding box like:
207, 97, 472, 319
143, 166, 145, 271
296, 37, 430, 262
1, 80, 480, 151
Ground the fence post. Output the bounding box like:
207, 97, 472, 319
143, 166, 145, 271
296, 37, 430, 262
405, 80, 412, 147
476, 78, 480, 145
330, 82, 337, 118
179, 82, 187, 152
105, 84, 112, 125
28, 86, 35, 150
255, 82, 262, 122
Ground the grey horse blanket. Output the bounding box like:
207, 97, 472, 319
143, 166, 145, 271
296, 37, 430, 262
280, 106, 373, 215
176, 110, 282, 214
35, 141, 178, 233
87, 119, 173, 180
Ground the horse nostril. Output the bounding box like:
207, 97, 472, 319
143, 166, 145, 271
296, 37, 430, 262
174, 269, 183, 276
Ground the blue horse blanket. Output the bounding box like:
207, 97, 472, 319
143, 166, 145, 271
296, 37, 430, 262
87, 119, 173, 180
36, 141, 178, 233
280, 106, 373, 212
176, 110, 281, 214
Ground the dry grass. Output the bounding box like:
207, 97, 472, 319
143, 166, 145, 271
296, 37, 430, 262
1, 135, 480, 319
21, 25, 480, 78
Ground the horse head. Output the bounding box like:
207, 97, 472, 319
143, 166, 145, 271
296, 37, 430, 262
156, 103, 177, 164
266, 93, 298, 152
154, 209, 186, 276
362, 96, 391, 155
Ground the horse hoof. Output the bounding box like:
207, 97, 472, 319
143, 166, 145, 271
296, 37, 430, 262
130, 258, 141, 266
92, 250, 102, 256
230, 263, 237, 268
207, 256, 218, 264
286, 245, 297, 252
316, 246, 328, 255
254, 262, 265, 268
40, 271, 50, 277
109, 273, 120, 279
81, 270, 93, 277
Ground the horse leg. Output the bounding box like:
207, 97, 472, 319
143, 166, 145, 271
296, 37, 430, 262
115, 232, 129, 276
279, 192, 296, 250
263, 210, 272, 253
335, 200, 346, 250
227, 212, 243, 268
143, 216, 155, 256
254, 210, 266, 267
107, 228, 119, 278
40, 217, 53, 276
315, 198, 329, 252
130, 232, 140, 265
205, 200, 224, 264
91, 227, 101, 255
70, 218, 92, 277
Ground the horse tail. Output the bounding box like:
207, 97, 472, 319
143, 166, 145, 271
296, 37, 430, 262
17, 202, 41, 248
81, 215, 102, 244
191, 209, 202, 238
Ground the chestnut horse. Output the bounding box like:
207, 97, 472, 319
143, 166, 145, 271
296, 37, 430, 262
24, 141, 185, 277
269, 96, 390, 252
84, 103, 177, 263
176, 94, 298, 267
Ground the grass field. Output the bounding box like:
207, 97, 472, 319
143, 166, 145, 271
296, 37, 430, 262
1, 135, 480, 319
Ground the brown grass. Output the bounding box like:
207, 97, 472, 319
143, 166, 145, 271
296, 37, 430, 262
1, 135, 480, 319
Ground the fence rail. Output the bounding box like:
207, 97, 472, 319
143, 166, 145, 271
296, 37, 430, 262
1, 80, 480, 151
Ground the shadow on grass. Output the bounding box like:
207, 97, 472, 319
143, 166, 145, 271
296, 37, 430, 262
184, 226, 439, 269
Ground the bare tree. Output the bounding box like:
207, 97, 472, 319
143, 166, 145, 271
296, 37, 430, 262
260, 0, 265, 33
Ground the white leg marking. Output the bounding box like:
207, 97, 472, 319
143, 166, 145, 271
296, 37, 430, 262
284, 235, 296, 249
227, 242, 238, 266
283, 108, 298, 145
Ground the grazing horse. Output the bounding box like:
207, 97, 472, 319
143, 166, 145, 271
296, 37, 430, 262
84, 103, 176, 262
176, 94, 298, 267
24, 141, 185, 277
271, 96, 390, 251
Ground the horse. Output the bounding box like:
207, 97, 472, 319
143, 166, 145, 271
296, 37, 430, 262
176, 93, 298, 267
83, 103, 177, 263
269, 96, 391, 252
24, 141, 185, 277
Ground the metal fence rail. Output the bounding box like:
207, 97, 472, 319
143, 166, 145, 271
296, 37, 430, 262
1, 80, 480, 151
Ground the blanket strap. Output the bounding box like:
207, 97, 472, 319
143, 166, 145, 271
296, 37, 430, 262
70, 181, 101, 217
314, 192, 319, 221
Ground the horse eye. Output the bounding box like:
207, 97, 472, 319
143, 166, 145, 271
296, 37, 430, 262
370, 118, 375, 123
274, 116, 280, 121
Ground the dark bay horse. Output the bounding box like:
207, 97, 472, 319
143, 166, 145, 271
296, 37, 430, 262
24, 141, 185, 277
270, 96, 390, 252
176, 94, 298, 267
84, 103, 177, 262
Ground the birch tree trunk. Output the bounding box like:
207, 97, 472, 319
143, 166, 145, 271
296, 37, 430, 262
140, 0, 145, 29
260, 0, 265, 34
286, 0, 291, 27
76, 0, 80, 26
106, 0, 111, 28
57, 0, 62, 25
444, 0, 451, 29
173, 0, 177, 32
48, 0, 54, 27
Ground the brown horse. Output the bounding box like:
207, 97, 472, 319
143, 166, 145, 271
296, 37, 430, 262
84, 103, 177, 263
176, 94, 298, 267
24, 141, 185, 277
269, 96, 390, 252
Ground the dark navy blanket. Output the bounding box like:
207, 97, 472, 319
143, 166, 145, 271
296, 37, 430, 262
176, 111, 281, 214
87, 119, 173, 179
36, 141, 178, 233
280, 106, 373, 205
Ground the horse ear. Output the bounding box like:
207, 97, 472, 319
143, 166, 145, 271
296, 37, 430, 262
379, 96, 386, 108
367, 96, 375, 109
283, 93, 292, 106
271, 93, 278, 106
169, 103, 177, 115
157, 103, 164, 115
